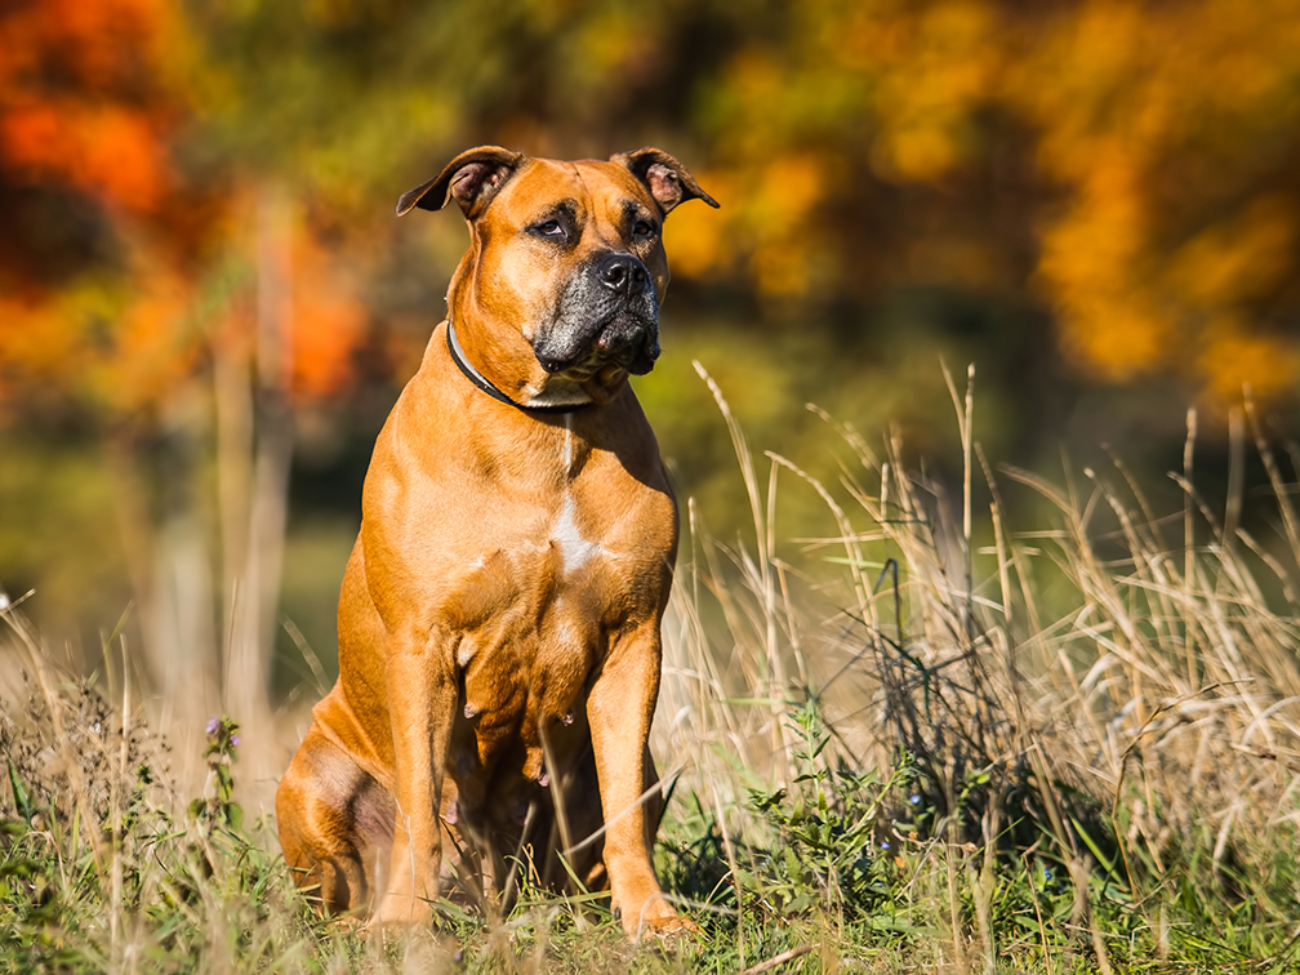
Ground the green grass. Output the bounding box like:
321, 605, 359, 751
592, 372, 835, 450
1, 685, 1295, 974
4, 374, 1300, 973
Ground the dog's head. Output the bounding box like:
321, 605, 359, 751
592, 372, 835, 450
398, 147, 718, 406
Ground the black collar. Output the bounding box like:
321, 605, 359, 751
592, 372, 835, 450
445, 317, 594, 416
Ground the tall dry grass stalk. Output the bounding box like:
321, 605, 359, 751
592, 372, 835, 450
4, 362, 1299, 972
654, 363, 1300, 926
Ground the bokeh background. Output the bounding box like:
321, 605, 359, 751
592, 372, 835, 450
3, 0, 1299, 785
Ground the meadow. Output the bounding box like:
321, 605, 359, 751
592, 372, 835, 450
3, 371, 1299, 975
6, 3, 1300, 971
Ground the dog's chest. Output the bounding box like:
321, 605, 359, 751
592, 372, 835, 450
548, 419, 608, 573
437, 455, 669, 821
435, 427, 666, 632
550, 490, 608, 574
441, 479, 652, 640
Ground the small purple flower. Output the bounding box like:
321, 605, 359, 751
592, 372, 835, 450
206, 717, 220, 734
230, 735, 240, 748
881, 840, 890, 850
909, 794, 921, 805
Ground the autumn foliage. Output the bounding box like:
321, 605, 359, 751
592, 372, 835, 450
670, 0, 1300, 407
0, 0, 366, 420
3, 0, 1299, 428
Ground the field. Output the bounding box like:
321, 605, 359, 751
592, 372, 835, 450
3, 374, 1300, 974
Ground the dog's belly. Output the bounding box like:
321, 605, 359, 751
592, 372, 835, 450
435, 534, 625, 842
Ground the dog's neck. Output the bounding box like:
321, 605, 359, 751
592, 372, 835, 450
445, 315, 594, 416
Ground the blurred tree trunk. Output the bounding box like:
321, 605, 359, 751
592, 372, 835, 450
222, 185, 294, 791
107, 385, 220, 791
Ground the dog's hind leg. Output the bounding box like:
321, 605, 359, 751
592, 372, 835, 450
276, 721, 395, 915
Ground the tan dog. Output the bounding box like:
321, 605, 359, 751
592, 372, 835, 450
276, 147, 717, 939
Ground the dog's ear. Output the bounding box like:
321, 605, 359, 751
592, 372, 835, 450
610, 148, 720, 215
396, 146, 527, 218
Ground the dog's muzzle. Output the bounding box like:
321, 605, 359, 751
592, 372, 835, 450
534, 253, 660, 377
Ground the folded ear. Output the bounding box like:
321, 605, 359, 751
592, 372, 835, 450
610, 147, 720, 215
396, 146, 527, 218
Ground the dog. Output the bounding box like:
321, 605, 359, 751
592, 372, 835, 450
275, 146, 717, 939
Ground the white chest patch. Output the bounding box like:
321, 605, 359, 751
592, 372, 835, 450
553, 493, 605, 573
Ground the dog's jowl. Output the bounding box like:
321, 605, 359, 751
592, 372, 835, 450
275, 148, 717, 938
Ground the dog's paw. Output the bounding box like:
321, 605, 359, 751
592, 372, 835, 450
618, 894, 698, 942
642, 913, 698, 940
367, 893, 434, 930
328, 911, 368, 933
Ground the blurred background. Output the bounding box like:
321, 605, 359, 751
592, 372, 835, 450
2, 0, 1299, 789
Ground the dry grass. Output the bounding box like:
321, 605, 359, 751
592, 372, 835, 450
4, 368, 1300, 972
652, 365, 1300, 968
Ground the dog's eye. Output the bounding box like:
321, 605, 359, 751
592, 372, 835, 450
534, 220, 566, 238
633, 220, 657, 240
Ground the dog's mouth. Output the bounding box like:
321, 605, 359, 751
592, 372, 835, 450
535, 309, 660, 379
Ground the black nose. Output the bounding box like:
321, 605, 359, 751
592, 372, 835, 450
597, 254, 650, 297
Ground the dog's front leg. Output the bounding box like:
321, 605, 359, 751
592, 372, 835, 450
371, 631, 455, 927
588, 624, 690, 939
